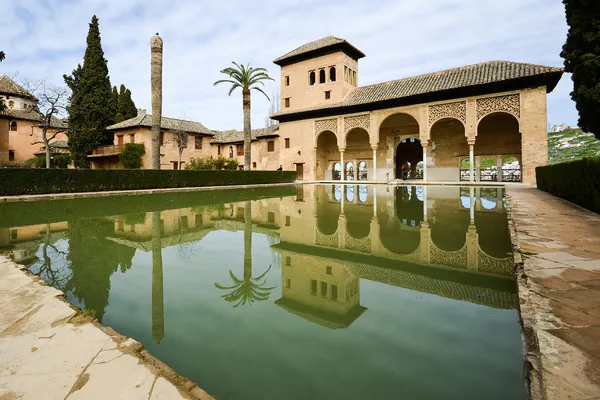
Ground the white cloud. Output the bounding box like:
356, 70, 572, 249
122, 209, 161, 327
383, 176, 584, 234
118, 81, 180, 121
1, 0, 576, 130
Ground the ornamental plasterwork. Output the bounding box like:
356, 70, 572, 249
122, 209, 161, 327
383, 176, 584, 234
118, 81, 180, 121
315, 229, 339, 248
345, 233, 371, 253
315, 118, 337, 135
428, 101, 467, 125
344, 114, 370, 133
477, 249, 514, 276
476, 94, 520, 120
429, 242, 468, 269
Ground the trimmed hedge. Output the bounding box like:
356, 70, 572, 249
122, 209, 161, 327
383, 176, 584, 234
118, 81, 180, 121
536, 157, 600, 213
0, 169, 296, 196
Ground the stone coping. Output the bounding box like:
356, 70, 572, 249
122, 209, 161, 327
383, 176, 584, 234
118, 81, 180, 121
0, 182, 297, 204
301, 179, 531, 187
0, 256, 214, 400
506, 187, 600, 400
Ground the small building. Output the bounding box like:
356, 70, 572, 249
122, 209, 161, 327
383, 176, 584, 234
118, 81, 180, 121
551, 124, 579, 133
270, 36, 564, 183
211, 125, 280, 170
0, 75, 69, 166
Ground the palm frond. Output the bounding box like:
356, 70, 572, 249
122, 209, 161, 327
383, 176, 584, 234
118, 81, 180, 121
251, 86, 270, 100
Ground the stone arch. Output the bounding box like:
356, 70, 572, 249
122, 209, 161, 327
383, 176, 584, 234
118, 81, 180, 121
329, 66, 336, 82
427, 101, 467, 136
429, 118, 468, 181
476, 110, 520, 131
376, 109, 420, 133
476, 94, 520, 126
316, 185, 341, 235
345, 200, 373, 240
315, 130, 339, 180
396, 137, 423, 179
378, 113, 420, 180
344, 128, 371, 180
430, 201, 470, 252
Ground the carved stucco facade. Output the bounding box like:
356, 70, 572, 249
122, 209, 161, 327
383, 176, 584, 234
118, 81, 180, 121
279, 86, 548, 183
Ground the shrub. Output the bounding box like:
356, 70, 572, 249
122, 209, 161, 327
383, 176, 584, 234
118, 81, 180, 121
0, 169, 297, 196
186, 157, 214, 170
26, 155, 72, 169
120, 143, 145, 169
225, 158, 238, 171
25, 157, 47, 169
185, 156, 238, 171
536, 157, 600, 213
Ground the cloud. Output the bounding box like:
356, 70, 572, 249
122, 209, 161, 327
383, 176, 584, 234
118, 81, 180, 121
1, 0, 576, 130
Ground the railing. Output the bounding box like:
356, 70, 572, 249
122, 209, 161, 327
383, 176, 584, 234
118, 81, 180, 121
502, 168, 521, 182
479, 167, 497, 181
460, 169, 471, 181
93, 145, 124, 155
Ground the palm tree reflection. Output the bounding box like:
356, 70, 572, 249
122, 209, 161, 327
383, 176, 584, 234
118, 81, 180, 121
215, 201, 276, 307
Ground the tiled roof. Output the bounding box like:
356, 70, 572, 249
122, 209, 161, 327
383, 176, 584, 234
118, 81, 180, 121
0, 109, 68, 129
0, 75, 36, 100
273, 36, 365, 65
271, 60, 564, 118
106, 110, 213, 135
211, 124, 279, 144
33, 140, 70, 156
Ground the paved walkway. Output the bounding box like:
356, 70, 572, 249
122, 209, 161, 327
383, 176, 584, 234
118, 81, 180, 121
0, 256, 212, 400
508, 187, 600, 400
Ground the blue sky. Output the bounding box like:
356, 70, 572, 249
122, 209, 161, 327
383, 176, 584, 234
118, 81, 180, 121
1, 0, 575, 130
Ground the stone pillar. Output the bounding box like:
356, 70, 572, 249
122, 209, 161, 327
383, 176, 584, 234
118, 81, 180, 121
372, 145, 378, 182
423, 186, 428, 221
520, 87, 548, 184
373, 186, 377, 215
496, 155, 503, 182
420, 222, 430, 264
466, 223, 478, 270
422, 146, 428, 182
338, 214, 346, 249
370, 216, 380, 254
469, 187, 475, 223
468, 141, 475, 183
339, 148, 345, 180
0, 118, 8, 164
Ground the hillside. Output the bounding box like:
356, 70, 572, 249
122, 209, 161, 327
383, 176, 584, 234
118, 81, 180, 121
548, 129, 600, 164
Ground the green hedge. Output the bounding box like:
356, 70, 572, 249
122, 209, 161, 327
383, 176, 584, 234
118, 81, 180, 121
536, 157, 600, 213
0, 169, 296, 196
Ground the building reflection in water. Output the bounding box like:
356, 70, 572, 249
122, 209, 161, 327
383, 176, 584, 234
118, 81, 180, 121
4, 184, 517, 337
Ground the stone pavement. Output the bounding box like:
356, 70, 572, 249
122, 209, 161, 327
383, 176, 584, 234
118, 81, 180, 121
508, 187, 600, 400
0, 256, 213, 400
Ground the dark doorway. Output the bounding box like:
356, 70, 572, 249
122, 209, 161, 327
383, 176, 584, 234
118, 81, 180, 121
395, 138, 423, 179
295, 163, 304, 180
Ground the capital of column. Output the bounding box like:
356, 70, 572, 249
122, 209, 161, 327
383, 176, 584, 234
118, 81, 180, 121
467, 140, 476, 147
338, 147, 345, 153
371, 145, 378, 151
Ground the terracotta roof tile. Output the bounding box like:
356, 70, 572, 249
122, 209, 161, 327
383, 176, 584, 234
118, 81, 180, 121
271, 60, 563, 118
211, 124, 279, 144
274, 36, 365, 64
0, 75, 36, 100
106, 110, 213, 135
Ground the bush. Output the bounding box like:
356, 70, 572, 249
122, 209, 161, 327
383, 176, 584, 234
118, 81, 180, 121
120, 143, 145, 169
25, 157, 47, 169
536, 157, 600, 213
0, 169, 297, 196
24, 155, 71, 169
185, 156, 238, 171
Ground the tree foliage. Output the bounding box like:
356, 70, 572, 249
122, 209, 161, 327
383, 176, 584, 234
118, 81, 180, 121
115, 84, 137, 122
185, 156, 238, 170
214, 62, 274, 169
120, 143, 145, 169
561, 0, 600, 139
64, 15, 115, 168
0, 51, 5, 62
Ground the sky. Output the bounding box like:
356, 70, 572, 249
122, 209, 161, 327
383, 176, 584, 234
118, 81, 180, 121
0, 0, 576, 131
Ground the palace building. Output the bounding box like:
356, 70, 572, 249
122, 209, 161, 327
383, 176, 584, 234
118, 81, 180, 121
270, 36, 564, 184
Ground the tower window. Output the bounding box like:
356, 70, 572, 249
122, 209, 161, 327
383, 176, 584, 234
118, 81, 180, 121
325, 91, 331, 100
344, 66, 348, 82
8, 100, 14, 108
353, 70, 357, 85
319, 69, 326, 84
285, 76, 290, 86
329, 66, 336, 82
229, 146, 234, 159
284, 98, 290, 108
267, 141, 275, 152
285, 138, 290, 148
309, 71, 316, 86
9, 121, 17, 131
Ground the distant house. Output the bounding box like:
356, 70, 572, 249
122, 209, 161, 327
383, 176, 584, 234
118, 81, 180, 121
89, 109, 281, 170
551, 124, 579, 133
0, 75, 69, 165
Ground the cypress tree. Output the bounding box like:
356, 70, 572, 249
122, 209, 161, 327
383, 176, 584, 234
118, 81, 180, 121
64, 15, 115, 168
115, 84, 137, 122
561, 0, 600, 140
111, 86, 119, 121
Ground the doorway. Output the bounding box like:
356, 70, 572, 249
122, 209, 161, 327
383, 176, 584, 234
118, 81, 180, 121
295, 163, 304, 180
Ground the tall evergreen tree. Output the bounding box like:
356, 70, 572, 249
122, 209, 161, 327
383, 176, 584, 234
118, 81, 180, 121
115, 84, 137, 122
64, 15, 115, 168
561, 0, 600, 140
111, 86, 119, 120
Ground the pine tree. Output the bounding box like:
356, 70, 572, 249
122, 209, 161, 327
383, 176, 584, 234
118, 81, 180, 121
64, 15, 115, 168
115, 84, 137, 123
561, 0, 600, 140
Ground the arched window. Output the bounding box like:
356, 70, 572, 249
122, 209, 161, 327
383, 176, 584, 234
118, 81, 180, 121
309, 71, 316, 86
480, 157, 497, 181
9, 121, 17, 132
346, 185, 355, 202
333, 184, 342, 201
358, 161, 367, 180
8, 100, 14, 108
333, 162, 341, 180
345, 162, 354, 180
502, 156, 521, 182
319, 69, 326, 84
329, 67, 336, 82
228, 146, 234, 159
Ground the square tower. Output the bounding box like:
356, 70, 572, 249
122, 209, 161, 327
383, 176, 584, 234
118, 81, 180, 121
274, 36, 365, 112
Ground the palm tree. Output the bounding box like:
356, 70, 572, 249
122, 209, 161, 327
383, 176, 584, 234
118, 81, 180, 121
214, 62, 274, 170
215, 201, 275, 307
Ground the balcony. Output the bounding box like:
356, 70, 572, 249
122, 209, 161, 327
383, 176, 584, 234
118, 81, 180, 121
88, 145, 124, 158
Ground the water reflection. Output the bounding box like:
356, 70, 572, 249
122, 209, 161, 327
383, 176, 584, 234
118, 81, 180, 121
0, 184, 524, 400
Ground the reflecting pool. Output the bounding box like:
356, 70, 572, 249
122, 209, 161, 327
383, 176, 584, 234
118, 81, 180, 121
1, 184, 526, 400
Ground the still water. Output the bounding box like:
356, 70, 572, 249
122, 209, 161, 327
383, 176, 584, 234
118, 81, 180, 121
1, 184, 526, 400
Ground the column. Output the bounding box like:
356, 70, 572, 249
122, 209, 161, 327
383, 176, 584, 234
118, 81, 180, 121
373, 186, 377, 216
469, 187, 475, 223
496, 155, 503, 182
313, 146, 318, 181
423, 186, 428, 222
422, 146, 428, 182
372, 146, 378, 182
468, 141, 475, 183
339, 148, 345, 181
